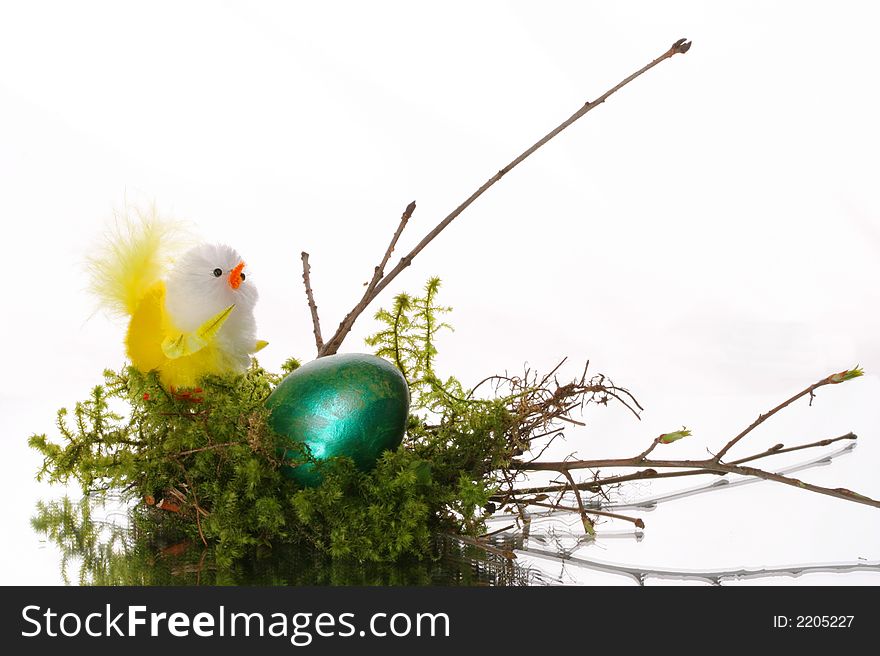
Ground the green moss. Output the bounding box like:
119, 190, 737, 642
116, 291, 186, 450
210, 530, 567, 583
30, 278, 516, 563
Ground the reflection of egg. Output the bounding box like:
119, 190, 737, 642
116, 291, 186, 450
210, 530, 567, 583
266, 353, 410, 487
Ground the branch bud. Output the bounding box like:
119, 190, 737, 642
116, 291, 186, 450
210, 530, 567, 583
658, 426, 692, 444
826, 366, 864, 384
672, 38, 692, 54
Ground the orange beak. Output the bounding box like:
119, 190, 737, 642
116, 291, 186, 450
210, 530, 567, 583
228, 261, 245, 290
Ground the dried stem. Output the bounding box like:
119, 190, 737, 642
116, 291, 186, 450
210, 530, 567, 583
316, 39, 691, 356
300, 252, 324, 353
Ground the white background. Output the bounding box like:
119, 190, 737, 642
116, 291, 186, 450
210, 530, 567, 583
1, 1, 878, 584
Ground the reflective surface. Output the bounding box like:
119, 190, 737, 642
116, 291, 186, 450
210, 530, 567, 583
31, 496, 534, 586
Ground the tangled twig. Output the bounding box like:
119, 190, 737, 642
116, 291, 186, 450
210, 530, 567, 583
498, 369, 877, 535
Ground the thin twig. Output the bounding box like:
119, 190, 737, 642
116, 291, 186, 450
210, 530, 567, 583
176, 441, 243, 457
562, 468, 594, 534
365, 201, 416, 300
318, 39, 691, 355
320, 201, 416, 356
729, 432, 857, 466
301, 252, 324, 353
714, 373, 848, 462
635, 436, 664, 461
181, 469, 208, 547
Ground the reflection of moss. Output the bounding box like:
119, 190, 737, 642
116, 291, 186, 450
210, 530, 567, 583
32, 497, 532, 586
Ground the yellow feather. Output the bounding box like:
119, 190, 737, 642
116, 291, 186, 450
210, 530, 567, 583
90, 207, 261, 390
87, 206, 189, 317
125, 282, 167, 372
160, 304, 235, 360
126, 281, 228, 389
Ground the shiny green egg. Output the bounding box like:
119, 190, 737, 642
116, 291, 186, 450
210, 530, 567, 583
266, 353, 410, 487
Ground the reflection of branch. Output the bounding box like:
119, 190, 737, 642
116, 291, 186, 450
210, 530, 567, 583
529, 501, 645, 528
447, 533, 517, 560
520, 546, 880, 586
317, 39, 692, 356
300, 252, 324, 354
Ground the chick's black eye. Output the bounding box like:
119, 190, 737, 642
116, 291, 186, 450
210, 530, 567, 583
240, 273, 246, 281
212, 268, 223, 277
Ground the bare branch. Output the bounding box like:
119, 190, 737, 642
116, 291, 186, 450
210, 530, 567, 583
318, 39, 691, 355
635, 436, 664, 461
300, 251, 324, 354
729, 432, 857, 466
366, 201, 416, 300
320, 201, 415, 356
714, 372, 854, 462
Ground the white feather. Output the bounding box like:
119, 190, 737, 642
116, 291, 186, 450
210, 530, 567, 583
164, 243, 259, 371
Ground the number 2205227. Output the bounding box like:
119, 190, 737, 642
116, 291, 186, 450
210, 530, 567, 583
773, 616, 854, 628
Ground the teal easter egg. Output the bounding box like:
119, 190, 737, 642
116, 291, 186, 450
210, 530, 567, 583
266, 353, 409, 486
